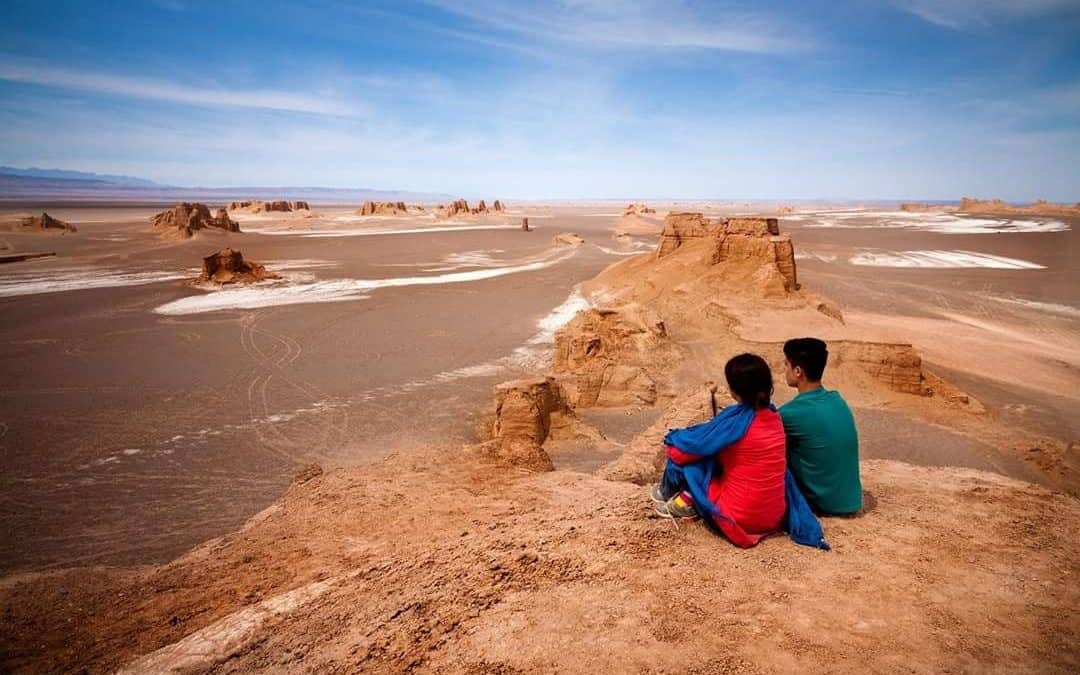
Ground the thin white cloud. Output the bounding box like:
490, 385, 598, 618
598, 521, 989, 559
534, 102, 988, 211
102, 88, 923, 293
0, 61, 366, 117
893, 0, 1078, 29
421, 0, 812, 53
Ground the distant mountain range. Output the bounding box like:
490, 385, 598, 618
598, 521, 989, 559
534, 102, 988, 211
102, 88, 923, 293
0, 166, 162, 187
0, 167, 455, 203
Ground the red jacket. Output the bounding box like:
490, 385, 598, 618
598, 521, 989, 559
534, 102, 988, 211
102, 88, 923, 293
667, 408, 787, 546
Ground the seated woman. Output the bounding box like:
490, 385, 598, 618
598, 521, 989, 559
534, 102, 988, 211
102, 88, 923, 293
652, 352, 787, 548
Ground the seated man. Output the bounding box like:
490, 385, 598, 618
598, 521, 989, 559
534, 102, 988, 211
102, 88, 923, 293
780, 338, 862, 515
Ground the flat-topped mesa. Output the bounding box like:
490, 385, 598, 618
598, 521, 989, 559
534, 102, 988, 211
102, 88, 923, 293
623, 203, 656, 216
831, 341, 930, 396
198, 248, 278, 285
227, 200, 309, 213
655, 212, 712, 257
15, 212, 77, 233
655, 213, 797, 294
357, 201, 408, 216
553, 304, 676, 408
152, 203, 238, 238
489, 377, 562, 471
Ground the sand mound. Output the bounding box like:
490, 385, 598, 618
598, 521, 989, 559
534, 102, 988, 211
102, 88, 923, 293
197, 248, 278, 285
959, 197, 1080, 217
0, 212, 77, 234
227, 200, 309, 213
152, 203, 239, 239
553, 232, 585, 246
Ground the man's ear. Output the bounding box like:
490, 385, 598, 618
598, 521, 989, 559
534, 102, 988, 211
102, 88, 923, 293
794, 365, 805, 380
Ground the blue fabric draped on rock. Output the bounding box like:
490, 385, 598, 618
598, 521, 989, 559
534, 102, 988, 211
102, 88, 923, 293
662, 402, 831, 550
662, 402, 757, 521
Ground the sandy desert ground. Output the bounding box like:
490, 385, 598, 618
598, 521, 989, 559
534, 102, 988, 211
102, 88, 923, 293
0, 200, 1077, 672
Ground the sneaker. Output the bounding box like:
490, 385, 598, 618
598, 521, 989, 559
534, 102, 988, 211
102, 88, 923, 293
649, 484, 668, 504
655, 492, 698, 520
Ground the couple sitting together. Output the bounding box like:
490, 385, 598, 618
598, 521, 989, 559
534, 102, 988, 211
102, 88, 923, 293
651, 337, 860, 549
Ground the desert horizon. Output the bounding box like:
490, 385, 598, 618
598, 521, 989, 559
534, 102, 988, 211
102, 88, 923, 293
2, 1, 1079, 673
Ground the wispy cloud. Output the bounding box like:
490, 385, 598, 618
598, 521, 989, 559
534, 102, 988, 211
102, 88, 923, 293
0, 61, 366, 117
893, 0, 1079, 30
421, 0, 812, 53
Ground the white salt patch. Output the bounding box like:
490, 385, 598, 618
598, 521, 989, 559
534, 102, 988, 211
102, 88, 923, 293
0, 268, 187, 298
154, 249, 576, 315
121, 448, 142, 456
794, 252, 838, 263
849, 250, 1045, 269
796, 210, 1067, 234
983, 295, 1080, 318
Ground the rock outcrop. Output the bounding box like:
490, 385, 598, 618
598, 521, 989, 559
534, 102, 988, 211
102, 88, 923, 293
958, 198, 1080, 217
553, 304, 677, 408
623, 203, 656, 216
492, 200, 505, 212
654, 213, 797, 294
900, 202, 932, 212
11, 212, 77, 233
152, 203, 239, 238
655, 212, 712, 257
357, 201, 408, 216
228, 200, 309, 213
552, 233, 585, 246
197, 248, 278, 285
489, 377, 563, 471
521, 217, 530, 231
831, 341, 930, 396
439, 199, 506, 218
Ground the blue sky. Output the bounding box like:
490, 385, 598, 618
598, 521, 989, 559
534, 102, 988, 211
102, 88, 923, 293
0, 0, 1078, 200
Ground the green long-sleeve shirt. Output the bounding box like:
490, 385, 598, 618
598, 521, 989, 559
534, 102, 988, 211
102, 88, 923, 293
779, 387, 862, 514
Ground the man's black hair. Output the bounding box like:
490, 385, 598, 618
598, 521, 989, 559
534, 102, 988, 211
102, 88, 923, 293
783, 337, 828, 382
724, 353, 774, 409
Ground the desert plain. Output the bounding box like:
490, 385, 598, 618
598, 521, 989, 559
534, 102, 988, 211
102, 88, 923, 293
0, 198, 1077, 672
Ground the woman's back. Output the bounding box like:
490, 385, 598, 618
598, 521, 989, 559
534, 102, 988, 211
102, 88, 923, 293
709, 408, 787, 534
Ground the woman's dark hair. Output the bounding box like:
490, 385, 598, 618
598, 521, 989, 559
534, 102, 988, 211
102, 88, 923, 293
724, 353, 774, 409
783, 337, 828, 382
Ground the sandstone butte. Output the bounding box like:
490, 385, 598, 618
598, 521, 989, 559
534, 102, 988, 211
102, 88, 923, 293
227, 200, 310, 213
197, 248, 278, 285
151, 202, 239, 239
2, 212, 1077, 674
439, 198, 507, 218
623, 203, 656, 216
357, 200, 409, 216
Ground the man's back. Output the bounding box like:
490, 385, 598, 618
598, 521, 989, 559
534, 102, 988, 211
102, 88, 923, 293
780, 388, 862, 514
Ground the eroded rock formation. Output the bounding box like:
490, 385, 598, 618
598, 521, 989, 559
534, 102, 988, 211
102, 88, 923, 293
553, 304, 677, 408
958, 198, 1080, 217
8, 212, 77, 233
152, 203, 239, 238
489, 377, 563, 471
493, 200, 505, 212
358, 201, 408, 216
623, 203, 656, 216
197, 248, 278, 285
831, 341, 930, 396
521, 217, 531, 231
228, 200, 309, 213
900, 202, 932, 212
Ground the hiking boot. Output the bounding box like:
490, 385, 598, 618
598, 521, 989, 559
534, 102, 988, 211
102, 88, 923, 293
655, 492, 698, 520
